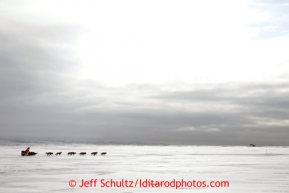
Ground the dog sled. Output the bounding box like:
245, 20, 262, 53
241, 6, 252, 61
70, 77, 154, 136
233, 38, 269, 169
21, 151, 38, 156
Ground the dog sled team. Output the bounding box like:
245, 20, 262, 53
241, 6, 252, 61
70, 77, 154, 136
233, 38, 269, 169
46, 151, 107, 156
21, 147, 107, 156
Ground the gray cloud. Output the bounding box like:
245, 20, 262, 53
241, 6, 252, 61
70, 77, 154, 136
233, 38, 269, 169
2, 66, 289, 145
147, 83, 289, 145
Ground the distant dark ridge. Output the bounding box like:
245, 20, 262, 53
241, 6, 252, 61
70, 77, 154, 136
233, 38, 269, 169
0, 138, 287, 147
0, 138, 167, 146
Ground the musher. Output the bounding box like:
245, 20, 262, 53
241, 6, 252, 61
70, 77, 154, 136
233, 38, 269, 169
24, 147, 30, 155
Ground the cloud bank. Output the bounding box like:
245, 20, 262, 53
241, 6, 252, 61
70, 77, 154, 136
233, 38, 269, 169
1, 0, 289, 145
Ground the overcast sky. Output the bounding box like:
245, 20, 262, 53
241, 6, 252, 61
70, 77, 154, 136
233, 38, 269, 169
1, 0, 289, 145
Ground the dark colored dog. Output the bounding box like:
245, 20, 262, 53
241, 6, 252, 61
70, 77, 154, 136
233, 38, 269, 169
55, 152, 62, 155
79, 152, 86, 156
67, 152, 76, 155
46, 152, 53, 156
91, 152, 98, 156
101, 152, 107, 156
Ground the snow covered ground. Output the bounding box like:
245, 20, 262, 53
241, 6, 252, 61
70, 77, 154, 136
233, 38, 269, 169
0, 143, 288, 193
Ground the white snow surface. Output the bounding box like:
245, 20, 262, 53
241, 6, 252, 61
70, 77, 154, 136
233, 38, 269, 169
0, 144, 288, 193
